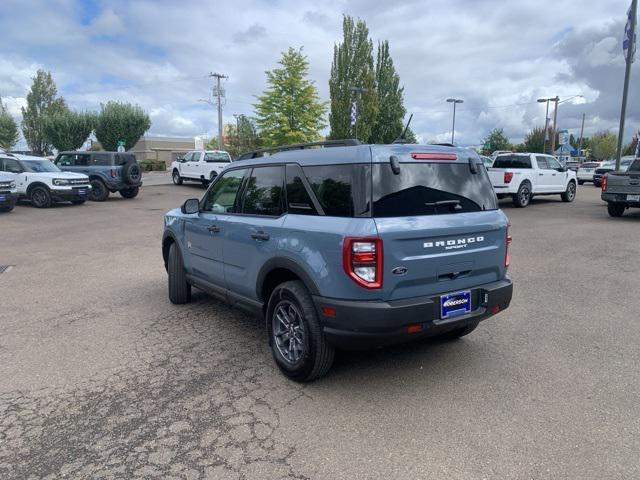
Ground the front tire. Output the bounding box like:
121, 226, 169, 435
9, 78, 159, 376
561, 181, 576, 202
578, 180, 584, 185
168, 243, 191, 304
30, 186, 52, 208
607, 202, 626, 217
172, 170, 183, 185
267, 280, 335, 382
119, 186, 139, 199
512, 182, 531, 208
89, 179, 109, 201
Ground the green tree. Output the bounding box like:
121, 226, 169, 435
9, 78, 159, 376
369, 40, 413, 143
328, 16, 378, 142
21, 70, 67, 154
622, 133, 638, 156
229, 115, 261, 157
482, 128, 511, 153
254, 47, 327, 147
522, 126, 546, 153
95, 101, 151, 151
0, 101, 20, 150
43, 110, 97, 152
590, 130, 617, 160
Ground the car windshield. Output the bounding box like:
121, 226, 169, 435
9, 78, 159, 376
600, 162, 616, 169
580, 163, 599, 168
21, 160, 61, 173
627, 159, 640, 172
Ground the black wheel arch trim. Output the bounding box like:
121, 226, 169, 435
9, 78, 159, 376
27, 182, 50, 194
256, 257, 321, 301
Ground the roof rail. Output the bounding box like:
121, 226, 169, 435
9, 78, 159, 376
237, 139, 361, 160
430, 143, 456, 147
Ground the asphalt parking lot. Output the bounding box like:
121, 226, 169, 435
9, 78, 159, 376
1, 184, 639, 480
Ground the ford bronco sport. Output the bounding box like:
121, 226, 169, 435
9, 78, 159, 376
162, 140, 513, 381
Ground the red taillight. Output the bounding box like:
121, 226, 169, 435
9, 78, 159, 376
411, 152, 458, 161
504, 172, 514, 184
601, 175, 607, 192
110, 168, 118, 178
505, 223, 512, 268
407, 324, 423, 334
343, 237, 383, 289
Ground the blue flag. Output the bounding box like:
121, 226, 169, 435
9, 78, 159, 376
624, 2, 636, 63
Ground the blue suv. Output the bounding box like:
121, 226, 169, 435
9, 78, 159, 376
162, 140, 513, 381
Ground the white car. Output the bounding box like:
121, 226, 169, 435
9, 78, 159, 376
0, 169, 18, 212
0, 154, 91, 208
488, 153, 577, 207
171, 150, 232, 185
576, 161, 602, 185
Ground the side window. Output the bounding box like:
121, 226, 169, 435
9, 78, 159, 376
241, 166, 284, 216
547, 157, 561, 170
285, 164, 318, 215
302, 164, 371, 217
91, 154, 111, 166
536, 156, 549, 169
201, 169, 247, 213
76, 155, 91, 166
183, 152, 194, 162
3, 159, 23, 173
192, 152, 202, 162
56, 155, 74, 166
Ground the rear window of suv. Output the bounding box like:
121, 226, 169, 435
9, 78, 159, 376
372, 163, 497, 217
492, 155, 531, 169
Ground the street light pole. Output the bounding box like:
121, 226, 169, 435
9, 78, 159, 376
446, 98, 464, 144
616, 0, 637, 169
550, 96, 560, 153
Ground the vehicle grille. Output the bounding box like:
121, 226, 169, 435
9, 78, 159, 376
68, 179, 89, 185
0, 182, 13, 189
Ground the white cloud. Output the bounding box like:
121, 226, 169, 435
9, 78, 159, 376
89, 8, 125, 36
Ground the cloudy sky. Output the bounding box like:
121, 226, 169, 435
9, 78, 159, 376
1, 0, 638, 148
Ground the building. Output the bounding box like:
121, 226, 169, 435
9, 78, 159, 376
129, 136, 196, 168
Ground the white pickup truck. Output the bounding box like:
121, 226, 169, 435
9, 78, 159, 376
488, 153, 577, 207
171, 150, 232, 186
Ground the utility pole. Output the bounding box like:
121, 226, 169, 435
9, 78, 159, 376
550, 96, 560, 153
446, 98, 464, 144
537, 98, 551, 153
209, 72, 228, 150
616, 0, 637, 169
578, 113, 586, 159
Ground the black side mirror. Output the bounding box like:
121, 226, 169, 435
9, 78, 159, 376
181, 198, 200, 214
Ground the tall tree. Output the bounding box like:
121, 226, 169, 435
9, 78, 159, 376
254, 47, 326, 147
590, 130, 617, 160
43, 110, 97, 152
21, 70, 67, 154
0, 100, 20, 150
482, 128, 511, 153
328, 16, 378, 142
522, 126, 546, 153
95, 101, 151, 151
369, 41, 413, 143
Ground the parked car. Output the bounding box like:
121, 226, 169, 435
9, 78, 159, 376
593, 158, 635, 187
491, 150, 512, 160
488, 153, 577, 207
162, 140, 513, 381
0, 170, 18, 212
54, 151, 142, 201
565, 161, 581, 172
0, 154, 90, 208
171, 150, 232, 186
601, 158, 640, 217
576, 161, 602, 185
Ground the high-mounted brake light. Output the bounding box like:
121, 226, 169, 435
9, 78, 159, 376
504, 172, 514, 184
505, 223, 512, 268
343, 237, 383, 289
601, 175, 608, 192
411, 152, 458, 161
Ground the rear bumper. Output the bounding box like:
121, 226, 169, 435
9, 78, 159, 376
602, 192, 640, 206
312, 278, 513, 349
105, 179, 142, 191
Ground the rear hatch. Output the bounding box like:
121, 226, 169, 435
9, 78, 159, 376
372, 153, 508, 302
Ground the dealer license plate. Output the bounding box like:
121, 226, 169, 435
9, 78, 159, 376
440, 290, 472, 319
627, 194, 640, 202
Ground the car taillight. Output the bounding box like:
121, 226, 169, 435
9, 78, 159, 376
504, 172, 514, 184
110, 168, 118, 178
505, 223, 512, 268
601, 175, 607, 192
343, 237, 383, 289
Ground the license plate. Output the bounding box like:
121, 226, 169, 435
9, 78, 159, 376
77, 190, 86, 196
440, 290, 472, 319
627, 194, 640, 201
0, 195, 5, 202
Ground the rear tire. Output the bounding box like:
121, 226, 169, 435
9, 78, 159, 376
168, 243, 191, 304
30, 186, 52, 208
89, 179, 109, 201
439, 322, 479, 340
267, 280, 335, 382
561, 181, 576, 202
607, 202, 626, 217
172, 169, 183, 185
512, 182, 531, 208
119, 186, 139, 199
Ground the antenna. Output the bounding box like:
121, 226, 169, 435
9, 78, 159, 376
393, 114, 413, 144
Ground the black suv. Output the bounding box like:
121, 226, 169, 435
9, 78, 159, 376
54, 151, 142, 201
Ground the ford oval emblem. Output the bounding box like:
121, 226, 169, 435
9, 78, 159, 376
392, 266, 408, 276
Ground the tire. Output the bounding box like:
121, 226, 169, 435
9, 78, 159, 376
30, 185, 52, 208
89, 179, 109, 201
607, 202, 626, 217
561, 181, 576, 202
578, 180, 584, 185
119, 186, 140, 199
593, 181, 601, 188
168, 243, 191, 304
172, 169, 183, 185
122, 161, 142, 185
71, 199, 86, 205
267, 280, 335, 382
512, 181, 531, 208
438, 321, 479, 340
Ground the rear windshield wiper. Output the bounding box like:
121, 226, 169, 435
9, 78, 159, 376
424, 200, 462, 211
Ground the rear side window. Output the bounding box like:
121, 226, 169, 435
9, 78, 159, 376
285, 164, 318, 215
372, 163, 497, 217
302, 164, 371, 217
114, 154, 135, 165
241, 166, 284, 216
493, 155, 531, 169
91, 154, 113, 166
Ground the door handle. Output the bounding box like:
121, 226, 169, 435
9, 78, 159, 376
208, 225, 220, 233
251, 231, 270, 241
